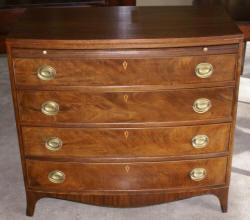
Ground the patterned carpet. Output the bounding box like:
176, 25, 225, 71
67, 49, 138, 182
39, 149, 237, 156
0, 48, 250, 220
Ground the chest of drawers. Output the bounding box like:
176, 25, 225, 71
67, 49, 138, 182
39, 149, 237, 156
6, 6, 243, 216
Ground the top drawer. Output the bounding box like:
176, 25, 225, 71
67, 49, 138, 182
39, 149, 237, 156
13, 49, 237, 87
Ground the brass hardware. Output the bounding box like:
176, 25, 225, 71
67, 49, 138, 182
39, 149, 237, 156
192, 135, 209, 149
125, 165, 130, 173
41, 101, 59, 116
48, 170, 65, 183
190, 168, 206, 181
42, 50, 47, 55
123, 61, 128, 70
124, 94, 129, 103
193, 98, 211, 114
203, 47, 208, 52
45, 137, 62, 151
124, 130, 129, 140
37, 65, 56, 81
195, 63, 213, 78
48, 170, 66, 183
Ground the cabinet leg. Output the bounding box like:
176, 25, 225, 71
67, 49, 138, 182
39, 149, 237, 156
215, 187, 229, 213
26, 191, 41, 216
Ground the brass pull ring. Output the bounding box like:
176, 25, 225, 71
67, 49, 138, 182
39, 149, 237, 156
195, 63, 213, 78
41, 101, 59, 116
37, 65, 56, 81
193, 98, 211, 114
48, 170, 65, 183
45, 137, 62, 151
192, 135, 209, 149
190, 168, 206, 181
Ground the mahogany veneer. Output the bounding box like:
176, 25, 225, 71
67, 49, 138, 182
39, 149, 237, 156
6, 6, 243, 216
22, 124, 230, 159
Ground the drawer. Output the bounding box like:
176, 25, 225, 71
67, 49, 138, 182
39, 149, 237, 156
22, 124, 230, 159
13, 54, 236, 86
18, 87, 234, 124
26, 157, 227, 191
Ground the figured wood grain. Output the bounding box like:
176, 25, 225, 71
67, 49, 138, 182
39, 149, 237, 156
25, 186, 229, 216
22, 124, 230, 159
17, 87, 234, 124
5, 6, 244, 215
13, 54, 237, 86
26, 157, 227, 191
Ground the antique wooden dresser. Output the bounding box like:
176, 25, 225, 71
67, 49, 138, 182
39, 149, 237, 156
6, 6, 243, 216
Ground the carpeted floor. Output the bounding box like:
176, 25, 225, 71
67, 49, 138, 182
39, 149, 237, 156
0, 47, 250, 220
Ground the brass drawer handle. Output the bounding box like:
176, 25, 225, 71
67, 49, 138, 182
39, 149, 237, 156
190, 168, 206, 181
195, 63, 213, 78
37, 65, 56, 81
192, 134, 209, 149
41, 101, 59, 116
193, 98, 211, 113
48, 170, 65, 183
45, 137, 62, 151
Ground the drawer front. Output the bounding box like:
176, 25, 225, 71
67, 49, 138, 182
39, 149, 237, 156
18, 87, 234, 124
26, 157, 227, 190
22, 124, 230, 158
14, 54, 236, 86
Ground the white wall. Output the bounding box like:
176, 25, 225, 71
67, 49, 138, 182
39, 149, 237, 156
137, 0, 193, 6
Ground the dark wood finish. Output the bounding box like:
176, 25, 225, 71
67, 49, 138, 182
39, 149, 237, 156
0, 1, 135, 53
6, 6, 243, 216
193, 0, 250, 41
22, 124, 231, 159
193, 0, 250, 21
238, 24, 250, 41
25, 186, 229, 216
17, 87, 234, 124
0, 0, 105, 9
0, 0, 133, 9
106, 0, 135, 6
11, 44, 239, 58
13, 54, 237, 86
0, 8, 25, 52
26, 157, 227, 190
6, 6, 243, 50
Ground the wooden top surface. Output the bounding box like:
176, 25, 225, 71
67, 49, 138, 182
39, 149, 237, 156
7, 6, 243, 49
193, 0, 250, 23
0, 0, 104, 9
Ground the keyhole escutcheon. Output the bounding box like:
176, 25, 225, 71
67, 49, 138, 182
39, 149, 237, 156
125, 165, 130, 173
124, 130, 129, 140
124, 94, 129, 103
123, 61, 128, 70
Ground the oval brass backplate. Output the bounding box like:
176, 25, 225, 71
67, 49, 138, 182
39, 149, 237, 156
190, 168, 206, 181
195, 63, 213, 78
41, 101, 59, 116
48, 170, 65, 183
193, 98, 211, 114
45, 137, 63, 151
37, 65, 56, 81
192, 134, 209, 149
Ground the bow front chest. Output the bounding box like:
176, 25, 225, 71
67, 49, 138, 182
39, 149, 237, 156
6, 6, 243, 216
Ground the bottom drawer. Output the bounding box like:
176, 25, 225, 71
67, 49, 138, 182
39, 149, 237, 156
26, 157, 227, 191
